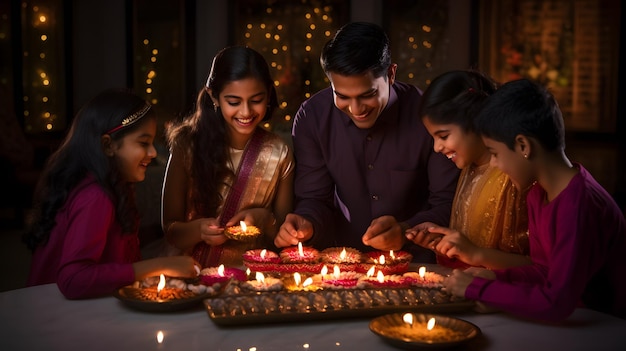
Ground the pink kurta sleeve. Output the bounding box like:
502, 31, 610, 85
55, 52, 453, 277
55, 184, 136, 299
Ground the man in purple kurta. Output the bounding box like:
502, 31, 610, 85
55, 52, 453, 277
275, 22, 459, 261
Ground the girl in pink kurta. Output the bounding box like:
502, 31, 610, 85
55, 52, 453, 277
443, 78, 626, 321
25, 89, 198, 299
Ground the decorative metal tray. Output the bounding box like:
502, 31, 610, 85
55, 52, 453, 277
203, 283, 474, 326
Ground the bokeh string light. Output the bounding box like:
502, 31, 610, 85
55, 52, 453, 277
21, 1, 66, 134
235, 0, 348, 133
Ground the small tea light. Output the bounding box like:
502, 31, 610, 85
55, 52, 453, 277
199, 264, 246, 285
225, 221, 261, 241
243, 271, 284, 291
357, 267, 407, 288
287, 272, 316, 291
388, 314, 464, 343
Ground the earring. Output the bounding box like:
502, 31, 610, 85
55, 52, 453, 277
523, 154, 528, 159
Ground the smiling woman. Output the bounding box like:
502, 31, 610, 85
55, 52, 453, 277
161, 46, 295, 268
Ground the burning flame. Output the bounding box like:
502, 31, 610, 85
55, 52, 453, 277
333, 265, 340, 278
157, 274, 166, 293
379, 254, 386, 265
298, 242, 304, 257
427, 317, 436, 330
294, 272, 301, 286
218, 264, 225, 277
403, 313, 413, 327
255, 271, 265, 283
260, 249, 267, 259
320, 265, 328, 276
240, 221, 247, 233
303, 277, 313, 287
366, 266, 376, 277
340, 248, 347, 260
419, 266, 426, 279
376, 270, 385, 283
390, 250, 395, 260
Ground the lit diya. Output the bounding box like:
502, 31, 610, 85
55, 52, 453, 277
369, 313, 480, 348
199, 264, 247, 285
285, 272, 318, 292
359, 250, 411, 275
357, 267, 409, 289
225, 221, 261, 241
277, 242, 323, 273
402, 266, 444, 288
242, 248, 281, 273
242, 271, 284, 292
316, 264, 363, 289
320, 247, 362, 272
131, 274, 196, 302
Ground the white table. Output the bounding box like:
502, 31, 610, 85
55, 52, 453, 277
1, 283, 625, 351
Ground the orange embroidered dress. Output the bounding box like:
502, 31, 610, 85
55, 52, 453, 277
439, 163, 530, 269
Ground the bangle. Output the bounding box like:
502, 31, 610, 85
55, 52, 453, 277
166, 221, 179, 233
270, 213, 277, 226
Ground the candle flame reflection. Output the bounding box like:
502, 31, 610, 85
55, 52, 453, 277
293, 272, 301, 286
427, 317, 436, 330
403, 313, 413, 326
255, 271, 265, 283
156, 330, 164, 344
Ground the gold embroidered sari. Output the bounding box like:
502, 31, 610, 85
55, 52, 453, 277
187, 131, 294, 267
439, 163, 529, 268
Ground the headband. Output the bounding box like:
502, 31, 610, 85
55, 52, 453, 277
105, 102, 152, 135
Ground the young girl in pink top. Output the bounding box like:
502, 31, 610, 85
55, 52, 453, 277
443, 78, 626, 321
25, 89, 198, 299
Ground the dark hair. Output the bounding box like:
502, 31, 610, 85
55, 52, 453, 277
24, 89, 154, 251
475, 79, 565, 151
166, 46, 277, 217
418, 70, 497, 132
320, 22, 391, 78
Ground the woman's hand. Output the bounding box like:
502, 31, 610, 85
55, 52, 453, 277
428, 226, 481, 265
405, 222, 441, 248
197, 217, 227, 246
226, 208, 275, 231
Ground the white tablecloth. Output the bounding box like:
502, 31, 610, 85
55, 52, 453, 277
1, 283, 625, 351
